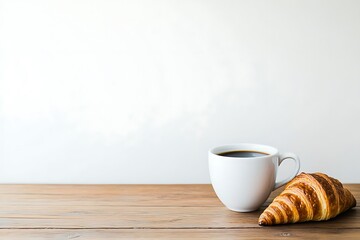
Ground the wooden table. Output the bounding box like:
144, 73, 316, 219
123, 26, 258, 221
0, 184, 359, 239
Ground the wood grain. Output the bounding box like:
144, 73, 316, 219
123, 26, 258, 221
0, 204, 358, 229
0, 229, 359, 240
0, 184, 358, 238
0, 184, 220, 207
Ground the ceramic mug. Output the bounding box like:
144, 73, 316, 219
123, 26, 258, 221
209, 143, 300, 212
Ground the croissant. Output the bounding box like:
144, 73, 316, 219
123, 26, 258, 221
258, 172, 356, 225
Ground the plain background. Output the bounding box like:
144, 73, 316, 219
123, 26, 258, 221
1, 0, 359, 183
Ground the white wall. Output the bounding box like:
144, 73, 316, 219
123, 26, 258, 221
1, 0, 360, 183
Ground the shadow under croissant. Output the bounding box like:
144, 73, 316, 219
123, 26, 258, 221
258, 208, 358, 227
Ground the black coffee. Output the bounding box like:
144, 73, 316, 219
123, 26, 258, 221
218, 150, 269, 158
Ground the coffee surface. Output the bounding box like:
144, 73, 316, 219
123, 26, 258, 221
218, 150, 269, 158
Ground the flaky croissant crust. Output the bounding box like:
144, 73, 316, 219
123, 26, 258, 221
258, 172, 356, 225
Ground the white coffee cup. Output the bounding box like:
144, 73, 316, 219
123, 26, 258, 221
209, 143, 300, 212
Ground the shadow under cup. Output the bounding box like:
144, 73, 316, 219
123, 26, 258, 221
209, 144, 290, 212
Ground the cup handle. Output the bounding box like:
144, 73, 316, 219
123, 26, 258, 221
273, 153, 301, 190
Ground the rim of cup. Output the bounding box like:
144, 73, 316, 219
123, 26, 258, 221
209, 143, 279, 159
